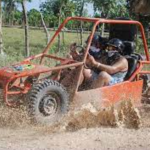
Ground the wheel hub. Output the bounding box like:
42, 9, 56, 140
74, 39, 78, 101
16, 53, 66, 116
40, 95, 58, 116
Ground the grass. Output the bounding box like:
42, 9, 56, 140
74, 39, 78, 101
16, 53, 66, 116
2, 28, 43, 66
2, 27, 89, 67
3, 27, 46, 64
2, 27, 150, 67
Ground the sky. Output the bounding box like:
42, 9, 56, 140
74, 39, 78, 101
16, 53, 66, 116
25, 0, 94, 16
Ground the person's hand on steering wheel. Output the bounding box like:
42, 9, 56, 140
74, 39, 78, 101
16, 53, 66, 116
69, 43, 85, 61
86, 54, 98, 68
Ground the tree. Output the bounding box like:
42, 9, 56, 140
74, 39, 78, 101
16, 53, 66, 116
14, 10, 22, 25
40, 0, 75, 27
71, 0, 90, 16
0, 0, 3, 54
40, 0, 76, 51
3, 0, 32, 56
21, 0, 30, 57
16, 0, 32, 57
40, 0, 60, 27
126, 0, 150, 40
92, 0, 129, 36
71, 0, 91, 45
93, 0, 129, 18
40, 12, 50, 44
2, 0, 17, 25
28, 9, 41, 27
2, 0, 23, 25
127, 0, 150, 15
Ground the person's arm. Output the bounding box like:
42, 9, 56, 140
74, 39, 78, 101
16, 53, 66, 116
93, 57, 128, 75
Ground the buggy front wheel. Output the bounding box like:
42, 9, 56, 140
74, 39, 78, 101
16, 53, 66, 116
27, 79, 69, 125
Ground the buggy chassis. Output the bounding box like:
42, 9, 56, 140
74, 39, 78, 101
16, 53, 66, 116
0, 17, 149, 111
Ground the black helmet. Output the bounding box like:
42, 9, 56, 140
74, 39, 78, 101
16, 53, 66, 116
107, 38, 125, 53
92, 33, 103, 44
86, 33, 103, 45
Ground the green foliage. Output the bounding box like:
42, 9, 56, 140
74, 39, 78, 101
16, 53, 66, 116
71, 0, 91, 16
2, 0, 132, 27
14, 10, 23, 25
40, 0, 59, 16
135, 38, 145, 55
40, 0, 76, 27
139, 15, 150, 30
135, 36, 150, 55
28, 9, 41, 27
15, 0, 32, 3
2, 0, 17, 25
2, 0, 32, 25
93, 0, 129, 18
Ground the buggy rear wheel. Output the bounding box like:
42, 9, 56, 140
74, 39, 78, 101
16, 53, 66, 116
27, 79, 69, 125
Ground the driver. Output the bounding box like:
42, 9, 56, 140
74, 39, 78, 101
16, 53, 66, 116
82, 38, 128, 88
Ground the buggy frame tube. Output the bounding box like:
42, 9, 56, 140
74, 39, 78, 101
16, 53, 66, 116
2, 17, 150, 106
73, 18, 150, 92
26, 17, 150, 94
75, 20, 101, 93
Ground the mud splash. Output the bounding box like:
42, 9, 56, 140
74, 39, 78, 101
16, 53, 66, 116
59, 101, 141, 132
0, 97, 141, 131
0, 104, 30, 128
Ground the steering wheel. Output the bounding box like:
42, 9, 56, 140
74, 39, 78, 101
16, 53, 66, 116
75, 46, 85, 54
70, 44, 85, 61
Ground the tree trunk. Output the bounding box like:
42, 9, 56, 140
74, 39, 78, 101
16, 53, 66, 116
0, 0, 3, 54
40, 13, 50, 44
131, 0, 150, 15
58, 6, 63, 52
11, 11, 14, 26
80, 22, 83, 45
62, 30, 65, 44
58, 15, 61, 52
79, 0, 85, 46
101, 23, 105, 37
22, 0, 29, 57
9, 2, 14, 26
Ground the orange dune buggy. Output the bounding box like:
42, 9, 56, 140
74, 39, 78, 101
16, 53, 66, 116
0, 17, 149, 124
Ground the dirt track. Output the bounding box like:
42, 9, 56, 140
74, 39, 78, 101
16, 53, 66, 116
0, 103, 150, 150
0, 127, 150, 150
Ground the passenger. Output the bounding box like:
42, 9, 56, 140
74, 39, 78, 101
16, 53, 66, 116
68, 33, 106, 61
87, 33, 106, 60
82, 38, 128, 88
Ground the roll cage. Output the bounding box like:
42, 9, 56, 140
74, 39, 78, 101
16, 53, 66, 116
25, 17, 150, 90
0, 17, 149, 107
